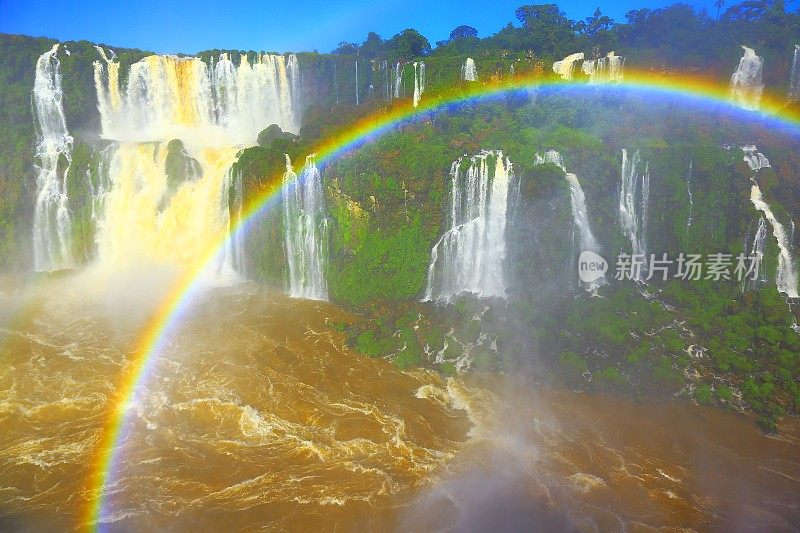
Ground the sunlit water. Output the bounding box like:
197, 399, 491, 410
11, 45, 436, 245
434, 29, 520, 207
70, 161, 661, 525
1, 275, 798, 531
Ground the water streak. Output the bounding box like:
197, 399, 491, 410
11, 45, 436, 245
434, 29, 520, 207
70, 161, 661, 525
789, 45, 800, 102
535, 150, 606, 291
619, 149, 650, 278
462, 58, 477, 82
413, 61, 426, 107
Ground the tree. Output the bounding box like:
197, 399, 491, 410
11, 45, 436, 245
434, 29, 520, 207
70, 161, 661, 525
515, 4, 572, 28
715, 0, 726, 19
360, 32, 384, 58
579, 8, 615, 37
332, 41, 358, 55
512, 4, 578, 57
387, 29, 431, 59
449, 25, 479, 41
577, 7, 616, 49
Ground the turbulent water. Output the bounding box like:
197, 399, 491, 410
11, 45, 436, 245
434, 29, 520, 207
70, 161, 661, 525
32, 44, 74, 271
425, 151, 513, 302
619, 149, 650, 278
743, 146, 799, 298
462, 58, 477, 82
730, 46, 764, 110
94, 143, 240, 271
581, 51, 624, 84
1, 275, 799, 530
283, 155, 329, 300
553, 52, 584, 81
535, 150, 606, 291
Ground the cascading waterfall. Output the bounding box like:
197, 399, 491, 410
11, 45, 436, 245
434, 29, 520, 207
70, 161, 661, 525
729, 46, 764, 110
93, 52, 301, 144
282, 155, 329, 300
553, 52, 584, 81
581, 52, 624, 84
32, 44, 75, 271
413, 61, 425, 107
83, 49, 302, 277
535, 150, 606, 291
789, 45, 800, 102
742, 145, 770, 171
619, 149, 650, 277
424, 151, 513, 302
743, 147, 799, 298
94, 143, 240, 269
462, 58, 477, 82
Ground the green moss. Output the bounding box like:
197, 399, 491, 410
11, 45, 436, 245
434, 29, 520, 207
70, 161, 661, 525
695, 383, 713, 404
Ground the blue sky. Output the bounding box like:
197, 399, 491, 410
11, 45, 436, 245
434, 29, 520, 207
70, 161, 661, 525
0, 0, 716, 54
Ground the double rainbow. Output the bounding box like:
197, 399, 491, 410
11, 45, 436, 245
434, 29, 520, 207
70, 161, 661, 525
83, 69, 800, 530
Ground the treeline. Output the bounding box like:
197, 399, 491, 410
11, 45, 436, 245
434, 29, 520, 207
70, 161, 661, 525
333, 2, 800, 83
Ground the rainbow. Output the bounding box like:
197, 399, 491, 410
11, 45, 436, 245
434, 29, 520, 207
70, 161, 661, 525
83, 70, 800, 529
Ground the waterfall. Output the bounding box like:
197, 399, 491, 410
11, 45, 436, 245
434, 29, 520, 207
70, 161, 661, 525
750, 183, 799, 298
355, 60, 359, 106
32, 44, 75, 271
553, 52, 584, 81
424, 151, 513, 302
730, 46, 764, 110
742, 145, 771, 171
394, 62, 403, 98
685, 162, 694, 227
80, 49, 305, 276
535, 150, 606, 291
381, 60, 390, 101
282, 155, 329, 300
743, 147, 798, 298
789, 45, 800, 102
619, 149, 650, 276
93, 52, 302, 144
581, 52, 624, 84
219, 168, 245, 280
413, 61, 425, 107
743, 216, 768, 291
462, 58, 477, 82
94, 143, 240, 269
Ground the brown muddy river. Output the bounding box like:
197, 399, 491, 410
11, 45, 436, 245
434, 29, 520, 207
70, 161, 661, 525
1, 274, 798, 531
